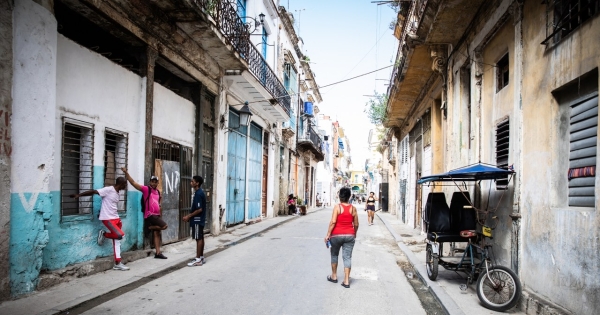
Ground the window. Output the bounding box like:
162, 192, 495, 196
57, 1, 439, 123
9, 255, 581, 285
61, 119, 94, 216
554, 68, 598, 207
237, 0, 247, 20
543, 0, 600, 45
104, 129, 128, 212
495, 119, 510, 189
496, 53, 509, 92
283, 63, 297, 93
261, 28, 268, 58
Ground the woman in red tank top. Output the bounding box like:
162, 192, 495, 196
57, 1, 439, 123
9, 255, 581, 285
324, 187, 359, 288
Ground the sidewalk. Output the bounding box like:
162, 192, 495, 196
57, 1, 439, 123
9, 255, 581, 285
0, 209, 324, 315
376, 211, 525, 315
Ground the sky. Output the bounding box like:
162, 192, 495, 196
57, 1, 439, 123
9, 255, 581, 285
284, 0, 398, 170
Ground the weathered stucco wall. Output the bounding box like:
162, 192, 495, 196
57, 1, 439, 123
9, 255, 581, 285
153, 83, 195, 148
0, 0, 12, 301
520, 2, 600, 314
10, 0, 57, 296
479, 21, 516, 268
42, 34, 145, 272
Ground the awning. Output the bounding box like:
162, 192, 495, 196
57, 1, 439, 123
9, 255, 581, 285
417, 163, 514, 184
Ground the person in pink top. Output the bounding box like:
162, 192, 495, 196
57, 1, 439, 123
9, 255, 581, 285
324, 187, 359, 288
70, 177, 130, 271
121, 167, 168, 259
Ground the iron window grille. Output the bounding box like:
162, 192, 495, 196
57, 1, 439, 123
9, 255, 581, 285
496, 53, 509, 92
104, 129, 128, 212
61, 118, 94, 216
495, 119, 510, 190
543, 0, 600, 45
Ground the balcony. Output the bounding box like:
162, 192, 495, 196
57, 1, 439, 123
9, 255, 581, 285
298, 125, 324, 162
388, 145, 396, 165
385, 0, 485, 128
282, 115, 296, 139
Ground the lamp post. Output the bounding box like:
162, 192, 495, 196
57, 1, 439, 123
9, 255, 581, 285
239, 101, 253, 126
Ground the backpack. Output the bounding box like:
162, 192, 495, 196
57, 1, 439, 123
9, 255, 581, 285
141, 186, 160, 214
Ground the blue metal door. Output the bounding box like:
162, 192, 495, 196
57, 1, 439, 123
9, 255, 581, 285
248, 123, 263, 220
227, 112, 247, 225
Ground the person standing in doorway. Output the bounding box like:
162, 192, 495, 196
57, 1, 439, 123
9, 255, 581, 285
70, 178, 130, 271
183, 176, 206, 267
121, 168, 168, 259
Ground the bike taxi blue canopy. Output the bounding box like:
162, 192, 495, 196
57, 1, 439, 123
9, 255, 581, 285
417, 163, 514, 184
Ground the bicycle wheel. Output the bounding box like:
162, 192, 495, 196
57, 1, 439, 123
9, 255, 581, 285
476, 265, 522, 312
426, 244, 438, 281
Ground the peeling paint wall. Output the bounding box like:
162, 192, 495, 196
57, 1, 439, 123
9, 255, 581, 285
10, 0, 57, 296
0, 0, 13, 301
44, 33, 145, 271
519, 2, 600, 314
479, 21, 516, 268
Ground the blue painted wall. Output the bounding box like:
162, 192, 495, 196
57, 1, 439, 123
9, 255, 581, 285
9, 193, 52, 295
9, 166, 143, 296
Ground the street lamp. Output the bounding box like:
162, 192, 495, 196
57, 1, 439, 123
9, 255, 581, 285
241, 13, 266, 33
239, 101, 253, 127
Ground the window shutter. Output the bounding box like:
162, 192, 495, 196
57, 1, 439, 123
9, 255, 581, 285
495, 119, 510, 189
568, 94, 598, 207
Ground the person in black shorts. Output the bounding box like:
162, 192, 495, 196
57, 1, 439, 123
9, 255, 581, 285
183, 175, 207, 267
366, 192, 376, 226
122, 168, 168, 259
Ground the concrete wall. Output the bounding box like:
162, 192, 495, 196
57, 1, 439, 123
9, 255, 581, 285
519, 3, 600, 313
10, 0, 57, 295
0, 0, 12, 301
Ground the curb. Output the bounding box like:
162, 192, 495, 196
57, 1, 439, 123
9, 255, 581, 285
376, 212, 465, 315
48, 212, 313, 315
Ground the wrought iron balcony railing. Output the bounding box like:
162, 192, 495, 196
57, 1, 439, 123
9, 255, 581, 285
299, 125, 323, 154
195, 0, 250, 58
247, 44, 292, 116
194, 0, 291, 117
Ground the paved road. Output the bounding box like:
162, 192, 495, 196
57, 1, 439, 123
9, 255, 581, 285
82, 208, 430, 315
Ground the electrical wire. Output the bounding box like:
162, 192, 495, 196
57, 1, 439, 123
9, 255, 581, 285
229, 64, 395, 107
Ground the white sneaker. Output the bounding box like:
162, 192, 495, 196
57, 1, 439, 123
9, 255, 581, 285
113, 262, 130, 271
187, 258, 203, 267
97, 230, 105, 246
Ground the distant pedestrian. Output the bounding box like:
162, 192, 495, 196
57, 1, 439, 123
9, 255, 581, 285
322, 191, 328, 207
183, 176, 207, 267
287, 194, 296, 215
324, 187, 359, 288
121, 167, 168, 259
70, 177, 130, 271
366, 192, 376, 225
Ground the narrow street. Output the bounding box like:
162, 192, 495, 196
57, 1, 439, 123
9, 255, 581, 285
79, 208, 437, 315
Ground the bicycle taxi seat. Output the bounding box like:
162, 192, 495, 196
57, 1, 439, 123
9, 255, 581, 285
425, 192, 477, 243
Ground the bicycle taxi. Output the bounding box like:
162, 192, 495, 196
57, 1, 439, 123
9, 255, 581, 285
417, 163, 522, 312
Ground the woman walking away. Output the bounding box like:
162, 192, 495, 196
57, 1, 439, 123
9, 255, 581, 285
325, 187, 359, 288
366, 192, 376, 226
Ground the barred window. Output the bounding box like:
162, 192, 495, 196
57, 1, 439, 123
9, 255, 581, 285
543, 0, 600, 45
104, 129, 128, 212
61, 119, 94, 216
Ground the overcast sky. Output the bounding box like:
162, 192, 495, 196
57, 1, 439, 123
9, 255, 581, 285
285, 0, 398, 170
